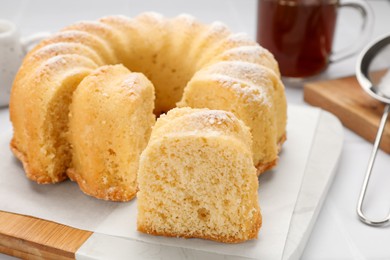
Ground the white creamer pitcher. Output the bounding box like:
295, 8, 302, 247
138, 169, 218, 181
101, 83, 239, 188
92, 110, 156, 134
0, 20, 49, 107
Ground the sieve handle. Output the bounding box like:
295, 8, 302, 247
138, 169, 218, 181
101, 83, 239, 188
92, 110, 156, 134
357, 104, 390, 226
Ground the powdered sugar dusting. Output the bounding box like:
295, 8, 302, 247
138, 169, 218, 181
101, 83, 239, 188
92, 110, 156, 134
49, 30, 88, 40
226, 33, 253, 44
209, 21, 229, 34
177, 14, 196, 24
32, 53, 98, 85
205, 61, 273, 85
33, 55, 67, 81
100, 14, 131, 22
151, 108, 252, 146
210, 72, 271, 105
219, 45, 271, 63
205, 110, 232, 125
122, 76, 136, 87
37, 42, 74, 54
65, 20, 113, 32
118, 74, 145, 97
142, 12, 164, 20
136, 12, 165, 25
227, 45, 268, 55
28, 42, 102, 68
192, 61, 274, 105
185, 109, 241, 133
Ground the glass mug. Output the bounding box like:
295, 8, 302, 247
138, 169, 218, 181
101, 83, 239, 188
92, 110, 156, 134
257, 0, 374, 78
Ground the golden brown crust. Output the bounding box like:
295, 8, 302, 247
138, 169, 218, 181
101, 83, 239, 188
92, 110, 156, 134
256, 159, 277, 176
256, 133, 287, 175
277, 133, 287, 152
66, 168, 136, 202
9, 139, 67, 184
138, 210, 262, 243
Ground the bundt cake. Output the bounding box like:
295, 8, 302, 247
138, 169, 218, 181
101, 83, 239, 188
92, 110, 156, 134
137, 108, 261, 243
67, 64, 155, 201
9, 13, 286, 186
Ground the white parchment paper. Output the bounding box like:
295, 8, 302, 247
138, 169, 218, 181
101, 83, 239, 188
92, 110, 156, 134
0, 105, 320, 259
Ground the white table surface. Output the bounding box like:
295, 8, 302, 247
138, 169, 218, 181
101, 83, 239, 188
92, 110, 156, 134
1, 0, 390, 259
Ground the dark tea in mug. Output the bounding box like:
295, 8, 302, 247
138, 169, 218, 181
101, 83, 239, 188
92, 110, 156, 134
257, 0, 338, 78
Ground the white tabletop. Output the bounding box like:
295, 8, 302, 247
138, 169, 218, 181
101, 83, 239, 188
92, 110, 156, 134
1, 0, 390, 259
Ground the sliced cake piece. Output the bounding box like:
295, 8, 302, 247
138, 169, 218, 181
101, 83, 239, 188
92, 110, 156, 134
68, 64, 155, 201
137, 107, 261, 243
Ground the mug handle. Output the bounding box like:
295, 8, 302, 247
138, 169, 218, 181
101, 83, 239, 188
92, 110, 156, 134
20, 32, 51, 54
329, 0, 374, 63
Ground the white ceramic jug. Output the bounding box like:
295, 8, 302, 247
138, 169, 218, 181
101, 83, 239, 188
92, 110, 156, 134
0, 20, 49, 107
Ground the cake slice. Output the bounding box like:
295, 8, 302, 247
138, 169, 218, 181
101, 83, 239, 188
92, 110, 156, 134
67, 64, 155, 201
137, 107, 261, 243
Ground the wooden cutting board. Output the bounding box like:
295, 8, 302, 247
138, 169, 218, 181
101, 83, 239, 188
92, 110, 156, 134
0, 211, 91, 259
304, 74, 390, 154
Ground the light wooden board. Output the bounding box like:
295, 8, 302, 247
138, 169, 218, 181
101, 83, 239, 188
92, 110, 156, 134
304, 75, 390, 153
0, 211, 92, 259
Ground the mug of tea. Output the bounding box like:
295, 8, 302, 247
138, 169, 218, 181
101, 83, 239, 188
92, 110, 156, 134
0, 20, 49, 107
257, 0, 374, 78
